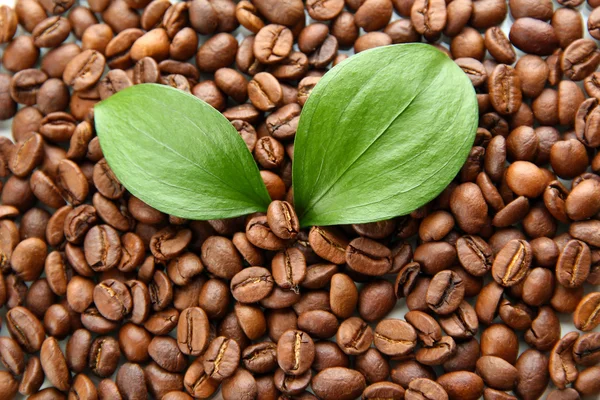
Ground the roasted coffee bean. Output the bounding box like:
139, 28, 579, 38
574, 292, 600, 332
308, 226, 348, 264
41, 337, 71, 391
242, 342, 278, 374
266, 200, 299, 239
177, 307, 210, 356
405, 378, 448, 400
32, 16, 71, 48
562, 39, 600, 81
276, 330, 314, 376
272, 248, 306, 291
89, 336, 120, 377
455, 235, 493, 277
201, 336, 240, 381
116, 362, 148, 400
491, 239, 531, 287
93, 279, 133, 321
426, 270, 465, 315
372, 318, 417, 356
19, 356, 44, 395
556, 240, 591, 289
570, 332, 600, 370
346, 237, 392, 276
525, 306, 561, 351
513, 349, 550, 400
439, 300, 478, 340
254, 25, 293, 65
548, 332, 579, 390
437, 371, 483, 400
488, 64, 522, 116
312, 367, 366, 400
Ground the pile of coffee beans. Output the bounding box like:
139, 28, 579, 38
2, 0, 600, 399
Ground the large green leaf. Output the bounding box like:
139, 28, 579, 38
95, 84, 271, 220
293, 44, 478, 227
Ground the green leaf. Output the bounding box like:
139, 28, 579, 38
293, 43, 478, 227
95, 84, 271, 220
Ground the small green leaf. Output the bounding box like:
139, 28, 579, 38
293, 43, 478, 227
95, 84, 271, 220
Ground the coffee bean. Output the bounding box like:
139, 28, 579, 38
117, 362, 148, 400
411, 0, 446, 39
491, 239, 531, 287
547, 332, 579, 390
358, 280, 395, 322
308, 226, 348, 264
346, 237, 392, 276
41, 337, 71, 391
0, 371, 18, 399
6, 306, 46, 353
32, 16, 71, 48
574, 292, 600, 332
19, 356, 44, 395
336, 317, 373, 356
363, 381, 405, 400
10, 69, 48, 106
455, 235, 493, 276
254, 25, 293, 65
266, 200, 299, 240
562, 39, 600, 81
276, 330, 314, 375
525, 306, 561, 351
439, 300, 478, 340
426, 270, 465, 315
405, 378, 449, 400
510, 18, 559, 56
84, 225, 122, 271
63, 50, 106, 91
271, 248, 306, 291
93, 279, 133, 321
242, 342, 277, 374
203, 336, 240, 381
89, 336, 120, 377
0, 336, 25, 376
312, 367, 366, 400
437, 371, 484, 400
177, 307, 209, 356
556, 239, 591, 289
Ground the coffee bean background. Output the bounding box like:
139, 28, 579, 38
1, 0, 600, 399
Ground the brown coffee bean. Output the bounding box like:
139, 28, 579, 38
177, 307, 209, 356
32, 16, 71, 48
373, 318, 417, 356
0, 336, 25, 376
525, 306, 561, 351
510, 18, 559, 55
345, 237, 392, 276
41, 337, 71, 391
84, 225, 122, 271
202, 336, 240, 381
63, 50, 106, 91
336, 317, 373, 356
329, 273, 358, 319
363, 382, 405, 400
574, 366, 600, 396
19, 356, 44, 395
242, 342, 277, 374
556, 240, 591, 288
439, 300, 478, 340
196, 32, 238, 72
308, 226, 348, 264
116, 362, 148, 400
253, 0, 303, 26
276, 330, 314, 376
93, 279, 133, 321
455, 235, 493, 277
548, 332, 579, 389
574, 292, 600, 331
10, 69, 48, 106
266, 200, 299, 240
450, 183, 488, 234
488, 64, 522, 116
229, 266, 273, 304
254, 24, 293, 65
426, 270, 465, 315
476, 356, 517, 391
492, 239, 531, 287
406, 378, 449, 400
562, 39, 600, 81
514, 349, 550, 400
411, 0, 447, 39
